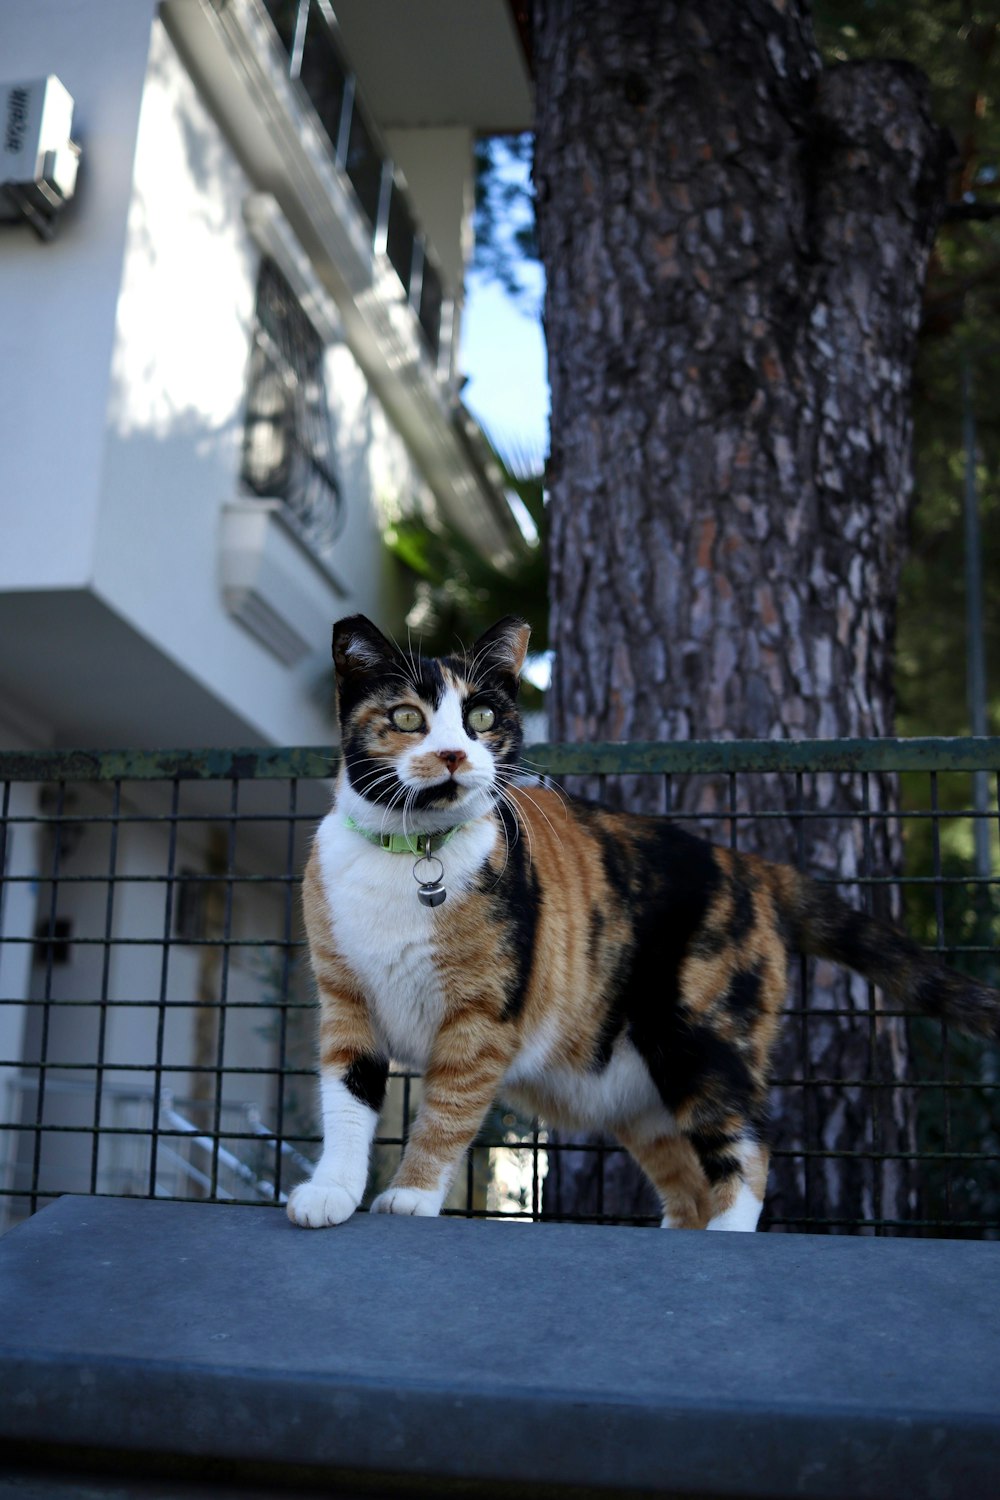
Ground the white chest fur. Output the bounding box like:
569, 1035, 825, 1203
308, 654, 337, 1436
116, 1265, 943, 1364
314, 810, 497, 1069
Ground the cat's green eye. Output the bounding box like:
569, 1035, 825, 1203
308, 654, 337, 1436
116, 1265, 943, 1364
390, 706, 424, 732
467, 705, 496, 733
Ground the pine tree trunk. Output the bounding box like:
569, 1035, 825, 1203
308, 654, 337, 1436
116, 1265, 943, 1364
533, 0, 950, 1230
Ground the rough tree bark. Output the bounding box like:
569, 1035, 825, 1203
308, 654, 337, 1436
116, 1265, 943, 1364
533, 0, 951, 1229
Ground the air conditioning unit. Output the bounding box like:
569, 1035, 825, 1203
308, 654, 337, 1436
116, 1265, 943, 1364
1, 76, 81, 239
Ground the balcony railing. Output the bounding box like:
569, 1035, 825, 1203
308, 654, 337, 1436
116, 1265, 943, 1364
260, 0, 447, 363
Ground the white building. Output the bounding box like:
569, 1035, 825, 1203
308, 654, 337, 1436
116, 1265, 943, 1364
0, 0, 533, 1226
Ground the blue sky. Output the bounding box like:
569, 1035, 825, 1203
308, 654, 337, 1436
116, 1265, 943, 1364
456, 137, 549, 470
459, 268, 549, 468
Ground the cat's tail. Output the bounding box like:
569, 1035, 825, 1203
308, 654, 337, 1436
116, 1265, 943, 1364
778, 868, 1000, 1039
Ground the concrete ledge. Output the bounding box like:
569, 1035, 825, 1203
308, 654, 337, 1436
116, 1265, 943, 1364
1, 1197, 999, 1498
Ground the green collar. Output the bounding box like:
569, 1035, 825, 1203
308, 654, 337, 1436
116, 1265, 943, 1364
344, 816, 467, 855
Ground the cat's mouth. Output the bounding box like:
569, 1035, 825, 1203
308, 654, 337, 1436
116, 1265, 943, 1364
410, 777, 473, 810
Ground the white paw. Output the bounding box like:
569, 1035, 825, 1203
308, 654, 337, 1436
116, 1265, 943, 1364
369, 1186, 442, 1217
706, 1184, 763, 1232
286, 1180, 357, 1228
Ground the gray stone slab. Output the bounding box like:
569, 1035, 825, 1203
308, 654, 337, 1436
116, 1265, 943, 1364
1, 1196, 999, 1498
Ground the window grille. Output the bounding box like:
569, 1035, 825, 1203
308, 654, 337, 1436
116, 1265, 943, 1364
0, 742, 997, 1239
241, 256, 344, 555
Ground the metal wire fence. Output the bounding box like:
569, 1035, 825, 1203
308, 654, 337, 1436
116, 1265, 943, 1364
1, 740, 998, 1237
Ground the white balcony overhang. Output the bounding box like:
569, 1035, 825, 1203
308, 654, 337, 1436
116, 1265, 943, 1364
161, 0, 531, 574
332, 0, 532, 133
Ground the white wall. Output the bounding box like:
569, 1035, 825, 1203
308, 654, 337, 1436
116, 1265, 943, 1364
0, 0, 158, 591
1, 7, 417, 751
96, 19, 332, 746
94, 20, 407, 746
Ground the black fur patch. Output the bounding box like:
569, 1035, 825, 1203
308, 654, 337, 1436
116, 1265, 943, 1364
687, 1129, 742, 1185
343, 1054, 389, 1112
341, 727, 407, 806
648, 1018, 757, 1117
726, 967, 762, 1016
486, 800, 541, 1022
411, 778, 463, 810
587, 907, 606, 969
726, 874, 755, 944
576, 810, 727, 1089
689, 926, 728, 959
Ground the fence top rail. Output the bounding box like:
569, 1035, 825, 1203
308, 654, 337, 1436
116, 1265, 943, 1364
1, 738, 1000, 784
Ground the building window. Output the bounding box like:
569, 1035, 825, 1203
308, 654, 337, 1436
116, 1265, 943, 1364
241, 256, 343, 555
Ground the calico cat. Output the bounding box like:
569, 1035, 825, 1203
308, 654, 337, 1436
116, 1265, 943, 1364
287, 614, 1000, 1232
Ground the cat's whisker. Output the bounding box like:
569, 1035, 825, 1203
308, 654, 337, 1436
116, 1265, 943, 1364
368, 776, 409, 836
494, 805, 515, 883
405, 628, 422, 693
516, 756, 558, 781
353, 768, 395, 792
407, 639, 425, 696
505, 796, 533, 873
352, 764, 397, 788
465, 639, 504, 685
347, 753, 399, 776
463, 627, 517, 686
401, 786, 419, 846
353, 770, 401, 804
382, 628, 420, 693
346, 754, 397, 779
353, 762, 397, 782
377, 780, 412, 837
488, 779, 537, 872
493, 772, 566, 849
514, 761, 574, 809
386, 624, 419, 694
506, 791, 564, 853
352, 785, 400, 812
488, 781, 525, 846
482, 790, 516, 888
497, 763, 571, 818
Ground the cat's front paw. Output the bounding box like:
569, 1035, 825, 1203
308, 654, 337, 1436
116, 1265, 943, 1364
286, 1180, 357, 1228
369, 1186, 442, 1217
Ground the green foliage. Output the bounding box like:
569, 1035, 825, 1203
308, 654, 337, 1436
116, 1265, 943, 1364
815, 2, 1000, 184
471, 133, 540, 313
897, 335, 1000, 740
384, 448, 548, 678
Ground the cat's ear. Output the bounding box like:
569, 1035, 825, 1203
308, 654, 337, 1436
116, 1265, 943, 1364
470, 617, 531, 696
332, 615, 402, 678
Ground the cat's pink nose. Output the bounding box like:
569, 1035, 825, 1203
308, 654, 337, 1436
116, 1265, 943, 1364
437, 750, 466, 773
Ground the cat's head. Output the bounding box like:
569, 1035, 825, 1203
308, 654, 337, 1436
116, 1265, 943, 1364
331, 615, 531, 834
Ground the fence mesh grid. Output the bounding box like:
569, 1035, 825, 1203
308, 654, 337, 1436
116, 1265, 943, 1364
1, 742, 998, 1237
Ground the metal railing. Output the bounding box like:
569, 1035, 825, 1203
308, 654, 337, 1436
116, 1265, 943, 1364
1, 740, 998, 1237
259, 0, 448, 363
